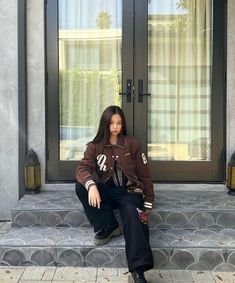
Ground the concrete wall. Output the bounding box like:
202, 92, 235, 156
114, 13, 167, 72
0, 0, 18, 220
27, 0, 45, 184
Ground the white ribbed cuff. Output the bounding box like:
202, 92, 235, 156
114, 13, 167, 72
85, 180, 96, 191
144, 201, 152, 209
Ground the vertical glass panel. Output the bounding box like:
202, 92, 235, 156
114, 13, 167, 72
59, 0, 122, 160
148, 0, 211, 161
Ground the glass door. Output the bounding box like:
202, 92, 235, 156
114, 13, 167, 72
46, 0, 133, 180
46, 0, 226, 182
58, 0, 123, 161
134, 0, 226, 181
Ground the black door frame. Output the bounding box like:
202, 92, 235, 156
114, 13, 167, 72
18, 0, 28, 197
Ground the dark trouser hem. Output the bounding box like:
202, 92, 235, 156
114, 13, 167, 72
129, 263, 154, 273
119, 195, 154, 273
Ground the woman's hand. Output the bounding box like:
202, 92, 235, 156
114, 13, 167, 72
138, 208, 150, 224
88, 185, 101, 209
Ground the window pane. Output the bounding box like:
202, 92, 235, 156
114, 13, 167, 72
148, 0, 211, 161
59, 0, 122, 160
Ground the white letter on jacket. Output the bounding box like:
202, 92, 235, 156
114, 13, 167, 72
97, 154, 107, 171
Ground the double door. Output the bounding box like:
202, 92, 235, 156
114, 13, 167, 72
46, 0, 226, 181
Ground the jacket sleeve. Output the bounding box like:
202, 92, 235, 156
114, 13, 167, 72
75, 142, 97, 190
133, 141, 154, 209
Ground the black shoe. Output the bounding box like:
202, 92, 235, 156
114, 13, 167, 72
131, 269, 147, 283
94, 224, 121, 245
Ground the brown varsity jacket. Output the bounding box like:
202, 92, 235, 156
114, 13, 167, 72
75, 134, 154, 209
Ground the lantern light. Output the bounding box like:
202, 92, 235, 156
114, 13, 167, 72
227, 152, 235, 195
24, 149, 41, 193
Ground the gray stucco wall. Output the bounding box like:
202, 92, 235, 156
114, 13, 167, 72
0, 0, 18, 220
27, 0, 45, 184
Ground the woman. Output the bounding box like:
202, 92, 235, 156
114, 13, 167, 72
75, 105, 154, 283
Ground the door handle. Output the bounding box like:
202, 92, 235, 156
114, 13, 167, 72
119, 79, 132, 102
138, 79, 151, 102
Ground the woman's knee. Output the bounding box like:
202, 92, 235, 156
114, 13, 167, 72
75, 182, 87, 200
120, 194, 143, 213
120, 202, 137, 216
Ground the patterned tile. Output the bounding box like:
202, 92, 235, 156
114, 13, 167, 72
11, 189, 235, 229
1, 227, 235, 269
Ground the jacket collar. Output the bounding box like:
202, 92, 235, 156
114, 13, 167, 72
104, 134, 126, 149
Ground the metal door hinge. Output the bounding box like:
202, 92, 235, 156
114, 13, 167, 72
45, 71, 48, 85
222, 149, 226, 163
46, 149, 49, 160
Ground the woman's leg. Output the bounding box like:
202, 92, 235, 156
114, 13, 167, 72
75, 182, 119, 232
118, 193, 153, 273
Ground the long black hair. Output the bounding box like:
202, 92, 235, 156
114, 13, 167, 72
92, 105, 127, 144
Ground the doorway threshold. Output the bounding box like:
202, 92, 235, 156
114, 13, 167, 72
41, 183, 227, 192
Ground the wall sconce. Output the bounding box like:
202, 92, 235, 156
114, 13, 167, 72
24, 149, 41, 193
227, 152, 235, 195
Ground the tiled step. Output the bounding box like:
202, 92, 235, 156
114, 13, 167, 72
1, 226, 235, 270
11, 188, 235, 229
6, 185, 235, 270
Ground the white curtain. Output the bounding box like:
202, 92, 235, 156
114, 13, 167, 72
58, 0, 122, 160
148, 0, 211, 161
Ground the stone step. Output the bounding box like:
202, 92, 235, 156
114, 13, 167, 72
11, 188, 235, 229
1, 226, 235, 270
6, 185, 235, 270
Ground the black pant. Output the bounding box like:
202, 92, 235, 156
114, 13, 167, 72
75, 182, 154, 272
